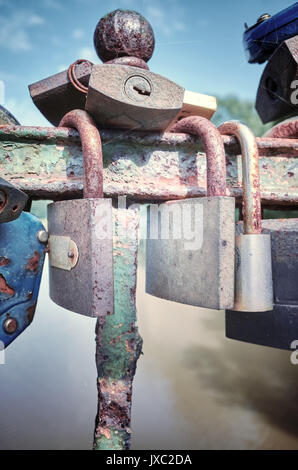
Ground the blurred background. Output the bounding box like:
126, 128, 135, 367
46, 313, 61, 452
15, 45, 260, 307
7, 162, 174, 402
0, 0, 298, 450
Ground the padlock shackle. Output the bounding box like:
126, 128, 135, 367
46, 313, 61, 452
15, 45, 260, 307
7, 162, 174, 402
265, 119, 298, 138
170, 116, 227, 197
59, 110, 103, 199
218, 121, 261, 235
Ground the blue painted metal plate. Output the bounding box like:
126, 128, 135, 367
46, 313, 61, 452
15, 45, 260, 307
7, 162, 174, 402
243, 3, 298, 64
0, 212, 46, 348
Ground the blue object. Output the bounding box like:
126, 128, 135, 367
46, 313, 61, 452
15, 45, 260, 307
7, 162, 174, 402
0, 212, 46, 348
243, 3, 298, 64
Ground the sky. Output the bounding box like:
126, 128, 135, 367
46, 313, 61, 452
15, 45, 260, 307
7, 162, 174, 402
0, 0, 294, 126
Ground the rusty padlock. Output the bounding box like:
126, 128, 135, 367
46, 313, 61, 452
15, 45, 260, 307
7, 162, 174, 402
29, 10, 216, 129
85, 63, 216, 131
146, 116, 235, 310
47, 110, 114, 318
218, 121, 274, 312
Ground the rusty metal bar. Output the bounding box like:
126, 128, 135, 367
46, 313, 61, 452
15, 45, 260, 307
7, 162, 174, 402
1, 124, 297, 154
218, 121, 261, 234
0, 125, 297, 205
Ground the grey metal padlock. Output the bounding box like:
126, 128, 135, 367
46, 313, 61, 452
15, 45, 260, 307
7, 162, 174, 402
146, 116, 235, 310
48, 110, 114, 318
85, 64, 184, 132
85, 64, 216, 132
226, 217, 298, 350
218, 121, 273, 312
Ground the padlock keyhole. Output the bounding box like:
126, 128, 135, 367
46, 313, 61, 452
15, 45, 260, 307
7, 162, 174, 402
133, 86, 151, 96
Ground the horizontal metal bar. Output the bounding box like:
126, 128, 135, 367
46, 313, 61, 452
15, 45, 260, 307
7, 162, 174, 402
0, 125, 297, 204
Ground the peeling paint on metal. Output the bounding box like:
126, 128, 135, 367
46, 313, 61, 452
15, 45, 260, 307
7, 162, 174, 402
93, 206, 142, 450
0, 274, 14, 296
25, 251, 40, 273
0, 125, 297, 205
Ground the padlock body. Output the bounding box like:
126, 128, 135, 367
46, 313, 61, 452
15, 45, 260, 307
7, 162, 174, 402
48, 198, 114, 318
85, 64, 184, 131
233, 233, 273, 312
146, 196, 235, 310
0, 212, 46, 348
226, 218, 298, 349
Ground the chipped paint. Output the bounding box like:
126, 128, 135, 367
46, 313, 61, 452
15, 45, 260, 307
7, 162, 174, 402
93, 206, 142, 450
0, 257, 10, 266
27, 302, 37, 324
0, 274, 14, 296
25, 251, 40, 273
0, 125, 297, 205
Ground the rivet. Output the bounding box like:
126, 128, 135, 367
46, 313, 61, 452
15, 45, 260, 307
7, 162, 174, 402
257, 13, 271, 24
37, 230, 48, 243
3, 317, 18, 334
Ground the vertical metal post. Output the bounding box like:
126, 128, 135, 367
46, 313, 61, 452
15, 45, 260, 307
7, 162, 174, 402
93, 205, 143, 450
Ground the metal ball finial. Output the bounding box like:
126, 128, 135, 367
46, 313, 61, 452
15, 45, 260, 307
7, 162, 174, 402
93, 9, 155, 63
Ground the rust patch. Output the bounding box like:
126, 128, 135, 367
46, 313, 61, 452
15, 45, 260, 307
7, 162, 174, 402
94, 378, 132, 440
125, 339, 134, 353
0, 274, 14, 295
26, 251, 39, 272
266, 120, 298, 139
27, 303, 37, 324
0, 256, 10, 266
98, 427, 111, 440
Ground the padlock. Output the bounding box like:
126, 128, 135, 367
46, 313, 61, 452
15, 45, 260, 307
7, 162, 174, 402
29, 9, 217, 129
85, 64, 216, 132
218, 121, 273, 312
0, 177, 28, 223
29, 61, 216, 131
0, 211, 46, 348
47, 110, 114, 318
226, 217, 298, 350
145, 116, 235, 310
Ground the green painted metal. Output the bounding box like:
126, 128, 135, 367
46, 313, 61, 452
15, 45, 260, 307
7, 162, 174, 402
0, 125, 297, 205
93, 207, 142, 450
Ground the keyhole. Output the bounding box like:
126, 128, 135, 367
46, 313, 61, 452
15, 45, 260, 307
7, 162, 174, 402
133, 86, 151, 96
125, 75, 152, 102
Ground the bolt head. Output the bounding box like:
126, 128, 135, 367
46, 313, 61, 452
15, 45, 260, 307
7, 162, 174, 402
3, 317, 18, 334
257, 13, 271, 24
94, 9, 155, 63
37, 230, 48, 243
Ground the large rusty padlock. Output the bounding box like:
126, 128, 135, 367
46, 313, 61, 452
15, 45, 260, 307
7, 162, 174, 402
218, 121, 274, 312
146, 116, 235, 310
47, 110, 114, 318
